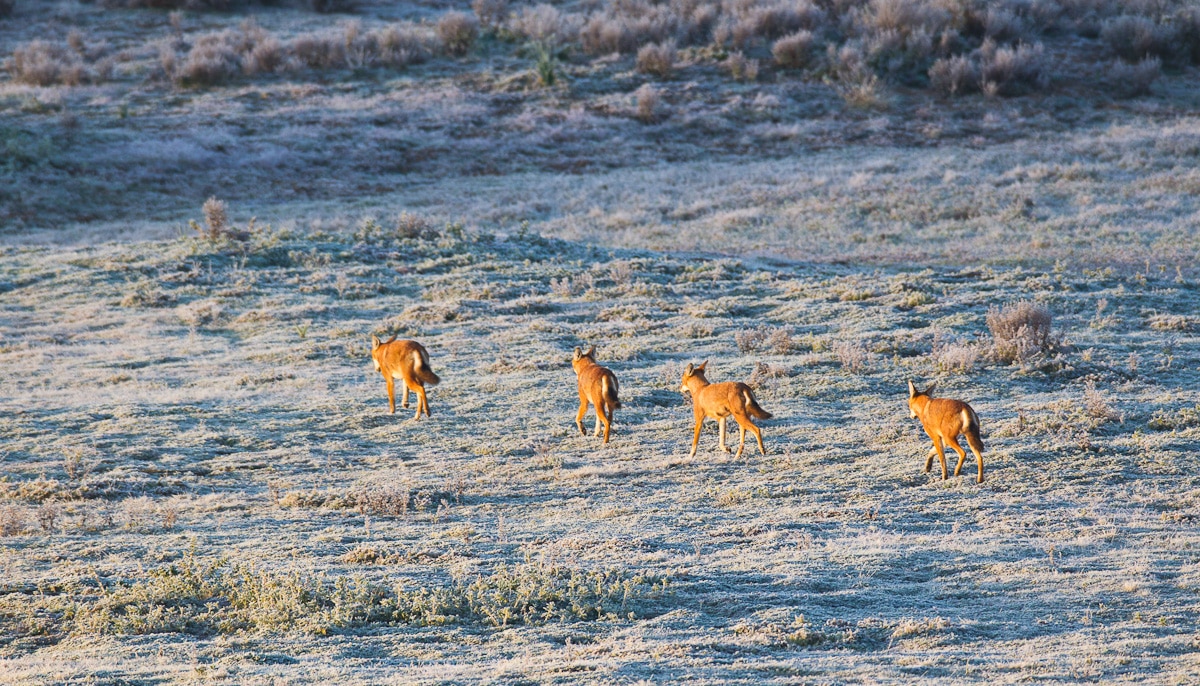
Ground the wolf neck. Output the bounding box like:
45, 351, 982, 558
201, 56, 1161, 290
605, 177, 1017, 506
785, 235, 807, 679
685, 376, 710, 395
912, 395, 932, 418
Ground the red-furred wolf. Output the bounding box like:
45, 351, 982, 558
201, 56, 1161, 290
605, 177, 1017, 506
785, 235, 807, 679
679, 361, 771, 458
572, 345, 620, 443
908, 380, 985, 483
372, 336, 440, 419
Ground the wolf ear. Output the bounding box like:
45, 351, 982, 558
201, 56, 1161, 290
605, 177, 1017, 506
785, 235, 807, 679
586, 345, 596, 357
372, 335, 381, 349
698, 360, 708, 371
573, 347, 582, 361
924, 382, 937, 397
908, 379, 917, 398
684, 363, 694, 375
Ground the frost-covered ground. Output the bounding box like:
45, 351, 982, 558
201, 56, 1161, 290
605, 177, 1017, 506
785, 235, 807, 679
2, 228, 1199, 683
4, 1, 1200, 683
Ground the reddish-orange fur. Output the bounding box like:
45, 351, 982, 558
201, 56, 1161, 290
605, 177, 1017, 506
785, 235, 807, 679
371, 335, 440, 420
679, 361, 772, 458
908, 380, 985, 483
572, 345, 621, 444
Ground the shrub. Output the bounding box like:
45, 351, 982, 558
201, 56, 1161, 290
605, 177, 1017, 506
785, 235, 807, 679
634, 83, 661, 122
437, 11, 479, 56
932, 338, 979, 373
773, 30, 815, 69
984, 6, 1028, 43
473, 0, 508, 28
72, 548, 667, 635
987, 301, 1060, 364
858, 0, 951, 37
509, 3, 578, 47
244, 36, 283, 74
737, 0, 826, 43
580, 7, 675, 55
175, 32, 241, 85
291, 31, 344, 68
832, 339, 869, 373
9, 40, 87, 86
1101, 14, 1174, 62
0, 505, 25, 537
636, 41, 676, 77
1108, 56, 1160, 98
838, 72, 886, 108
928, 54, 977, 95
200, 195, 228, 241
376, 25, 432, 67
862, 25, 934, 80
1176, 7, 1200, 65
978, 40, 1046, 96
725, 50, 758, 81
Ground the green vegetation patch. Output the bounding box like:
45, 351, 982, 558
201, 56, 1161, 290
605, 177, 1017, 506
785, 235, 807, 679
68, 548, 669, 636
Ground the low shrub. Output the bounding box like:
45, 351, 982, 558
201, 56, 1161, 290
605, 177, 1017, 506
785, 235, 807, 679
928, 54, 977, 95
473, 0, 508, 28
773, 30, 816, 69
635, 41, 676, 77
437, 11, 479, 56
634, 83, 661, 122
987, 301, 1060, 364
9, 40, 88, 86
73, 548, 668, 635
978, 40, 1046, 96
1101, 14, 1174, 62
1108, 56, 1160, 98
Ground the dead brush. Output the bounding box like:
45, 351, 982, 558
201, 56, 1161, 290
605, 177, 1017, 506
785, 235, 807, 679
987, 301, 1061, 365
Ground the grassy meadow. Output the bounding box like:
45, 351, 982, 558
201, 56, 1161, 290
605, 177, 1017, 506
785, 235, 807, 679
3, 0, 1200, 683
